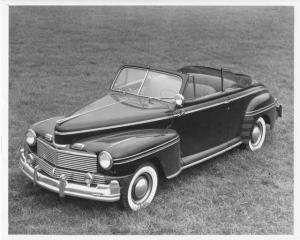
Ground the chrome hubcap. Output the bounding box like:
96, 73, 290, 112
132, 173, 153, 204
251, 124, 262, 146
134, 176, 148, 199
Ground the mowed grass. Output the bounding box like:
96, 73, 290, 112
8, 6, 293, 234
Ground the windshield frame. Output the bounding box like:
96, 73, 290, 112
110, 65, 185, 102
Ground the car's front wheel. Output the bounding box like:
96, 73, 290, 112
248, 117, 266, 151
120, 162, 158, 211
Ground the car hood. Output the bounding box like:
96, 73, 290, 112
55, 92, 174, 133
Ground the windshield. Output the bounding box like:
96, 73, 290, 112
111, 67, 182, 101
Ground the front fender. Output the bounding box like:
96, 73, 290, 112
83, 129, 181, 177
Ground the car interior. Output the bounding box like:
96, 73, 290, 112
183, 73, 252, 100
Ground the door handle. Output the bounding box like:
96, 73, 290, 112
225, 100, 230, 110
174, 109, 185, 117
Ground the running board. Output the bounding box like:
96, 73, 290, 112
181, 137, 242, 169
166, 138, 243, 179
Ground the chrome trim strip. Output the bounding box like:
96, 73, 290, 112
184, 101, 227, 114
182, 88, 264, 115
167, 140, 243, 179
227, 88, 265, 102
52, 141, 67, 149
181, 141, 243, 170
56, 100, 126, 126
113, 136, 180, 162
110, 137, 135, 147
32, 116, 64, 127
55, 115, 173, 135
114, 139, 180, 165
19, 149, 120, 202
166, 168, 182, 179
37, 138, 96, 157
55, 88, 265, 136
245, 102, 275, 116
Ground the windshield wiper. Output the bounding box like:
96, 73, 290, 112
113, 88, 127, 95
157, 97, 174, 100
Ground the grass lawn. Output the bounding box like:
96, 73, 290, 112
8, 6, 293, 234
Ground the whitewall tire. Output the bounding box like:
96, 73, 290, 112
248, 117, 266, 151
121, 163, 158, 211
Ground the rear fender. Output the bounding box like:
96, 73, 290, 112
241, 92, 276, 143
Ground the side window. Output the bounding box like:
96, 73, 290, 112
183, 77, 195, 99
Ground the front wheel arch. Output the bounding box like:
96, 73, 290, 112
148, 158, 166, 178
261, 114, 271, 126
120, 162, 158, 211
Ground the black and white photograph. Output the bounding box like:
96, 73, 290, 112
2, 0, 296, 237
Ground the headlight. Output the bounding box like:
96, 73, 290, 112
26, 129, 36, 146
98, 151, 113, 170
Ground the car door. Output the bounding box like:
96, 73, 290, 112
172, 76, 230, 157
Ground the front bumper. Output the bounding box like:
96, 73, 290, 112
18, 148, 120, 202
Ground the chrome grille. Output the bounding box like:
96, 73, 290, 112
35, 156, 105, 185
37, 138, 97, 173
37, 140, 57, 165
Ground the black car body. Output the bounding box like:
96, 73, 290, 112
19, 64, 282, 210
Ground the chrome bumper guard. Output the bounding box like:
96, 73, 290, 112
19, 148, 120, 202
276, 104, 282, 118
275, 98, 282, 118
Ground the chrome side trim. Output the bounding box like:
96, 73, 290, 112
181, 141, 243, 170
166, 168, 182, 179
54, 87, 265, 136
113, 136, 180, 162
184, 100, 227, 114
114, 139, 180, 165
110, 137, 135, 147
178, 88, 264, 115
245, 102, 275, 116
227, 88, 265, 102
166, 140, 243, 179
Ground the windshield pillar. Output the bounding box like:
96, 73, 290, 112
137, 70, 149, 95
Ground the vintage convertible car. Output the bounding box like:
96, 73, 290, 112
19, 64, 282, 210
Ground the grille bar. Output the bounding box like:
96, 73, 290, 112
37, 138, 97, 173
35, 156, 105, 185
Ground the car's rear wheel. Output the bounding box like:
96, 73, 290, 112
248, 117, 266, 151
120, 162, 158, 211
